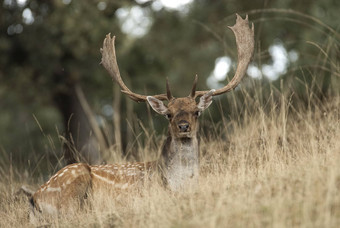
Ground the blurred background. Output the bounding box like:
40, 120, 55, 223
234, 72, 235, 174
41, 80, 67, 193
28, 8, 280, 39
0, 0, 339, 174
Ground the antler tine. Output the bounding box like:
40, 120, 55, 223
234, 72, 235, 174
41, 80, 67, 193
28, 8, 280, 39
166, 78, 173, 101
195, 14, 255, 98
189, 74, 198, 98
100, 34, 168, 102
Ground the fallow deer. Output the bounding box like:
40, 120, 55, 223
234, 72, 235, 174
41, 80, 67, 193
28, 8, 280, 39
27, 14, 254, 218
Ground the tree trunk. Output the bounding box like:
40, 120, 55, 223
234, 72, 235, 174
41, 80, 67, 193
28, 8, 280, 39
53, 83, 100, 165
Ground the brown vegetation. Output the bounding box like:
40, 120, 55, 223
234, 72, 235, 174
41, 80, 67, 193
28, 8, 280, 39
1, 91, 339, 227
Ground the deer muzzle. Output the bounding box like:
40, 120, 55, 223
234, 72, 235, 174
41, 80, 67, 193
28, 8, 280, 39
178, 120, 190, 132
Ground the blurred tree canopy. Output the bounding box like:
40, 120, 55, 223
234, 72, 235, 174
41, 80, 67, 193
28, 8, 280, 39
0, 0, 339, 169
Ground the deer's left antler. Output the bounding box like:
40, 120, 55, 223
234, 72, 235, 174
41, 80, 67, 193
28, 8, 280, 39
193, 14, 255, 98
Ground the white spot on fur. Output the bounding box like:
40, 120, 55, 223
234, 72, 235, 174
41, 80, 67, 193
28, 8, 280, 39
46, 187, 61, 192
114, 183, 130, 189
118, 170, 125, 175
92, 172, 116, 185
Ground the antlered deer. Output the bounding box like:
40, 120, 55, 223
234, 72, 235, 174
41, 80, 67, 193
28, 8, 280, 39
27, 14, 254, 218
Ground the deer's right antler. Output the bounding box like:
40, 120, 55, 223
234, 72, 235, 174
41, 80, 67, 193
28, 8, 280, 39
100, 34, 168, 102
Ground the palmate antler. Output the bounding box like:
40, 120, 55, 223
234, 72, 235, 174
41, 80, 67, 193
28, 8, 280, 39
193, 14, 255, 98
100, 14, 254, 101
100, 35, 168, 102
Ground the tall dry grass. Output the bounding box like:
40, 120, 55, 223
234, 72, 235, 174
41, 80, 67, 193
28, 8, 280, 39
1, 8, 339, 227
0, 87, 339, 227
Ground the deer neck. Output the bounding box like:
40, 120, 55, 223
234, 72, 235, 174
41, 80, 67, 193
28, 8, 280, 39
160, 133, 199, 191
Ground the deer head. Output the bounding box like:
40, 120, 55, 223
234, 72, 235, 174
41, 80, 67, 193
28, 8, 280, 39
100, 13, 254, 139
146, 77, 215, 139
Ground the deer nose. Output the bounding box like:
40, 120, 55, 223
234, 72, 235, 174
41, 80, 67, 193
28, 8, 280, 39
178, 121, 190, 132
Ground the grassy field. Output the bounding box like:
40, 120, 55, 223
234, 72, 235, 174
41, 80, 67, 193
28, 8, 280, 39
0, 91, 339, 227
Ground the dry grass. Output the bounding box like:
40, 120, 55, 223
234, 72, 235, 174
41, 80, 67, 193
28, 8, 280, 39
0, 93, 339, 227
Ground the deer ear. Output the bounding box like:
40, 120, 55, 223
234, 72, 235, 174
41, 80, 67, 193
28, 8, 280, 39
197, 89, 215, 111
147, 96, 168, 115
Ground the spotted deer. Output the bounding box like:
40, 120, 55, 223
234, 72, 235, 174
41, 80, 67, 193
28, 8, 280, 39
27, 14, 254, 217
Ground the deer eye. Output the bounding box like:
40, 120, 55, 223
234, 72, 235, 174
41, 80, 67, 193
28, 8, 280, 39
194, 111, 201, 117
165, 113, 172, 119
